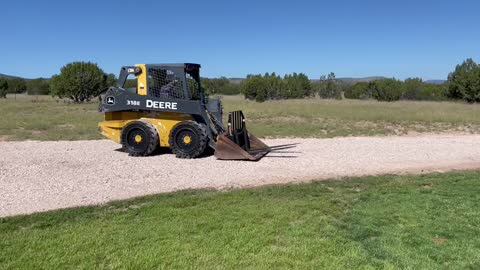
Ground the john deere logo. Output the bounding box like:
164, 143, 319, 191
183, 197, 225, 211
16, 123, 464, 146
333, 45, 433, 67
106, 96, 115, 105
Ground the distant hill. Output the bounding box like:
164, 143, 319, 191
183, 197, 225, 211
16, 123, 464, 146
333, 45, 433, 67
228, 76, 389, 85
228, 78, 244, 85
336, 76, 386, 84
425, 80, 447, 85
0, 73, 21, 79
0, 74, 49, 81
310, 76, 387, 84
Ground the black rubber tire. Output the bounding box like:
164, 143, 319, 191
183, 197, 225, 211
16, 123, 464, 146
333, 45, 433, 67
169, 121, 208, 159
121, 121, 159, 157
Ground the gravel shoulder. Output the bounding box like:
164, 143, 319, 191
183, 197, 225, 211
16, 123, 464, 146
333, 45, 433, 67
1, 135, 480, 217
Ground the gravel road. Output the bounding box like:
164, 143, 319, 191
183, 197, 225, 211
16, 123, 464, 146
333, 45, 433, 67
1, 135, 480, 217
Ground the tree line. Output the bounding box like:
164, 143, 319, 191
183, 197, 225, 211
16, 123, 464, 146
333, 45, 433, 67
338, 77, 447, 102
0, 62, 115, 102
238, 72, 448, 102
238, 58, 480, 103
240, 73, 313, 102
1, 58, 479, 103
0, 64, 245, 101
0, 77, 50, 98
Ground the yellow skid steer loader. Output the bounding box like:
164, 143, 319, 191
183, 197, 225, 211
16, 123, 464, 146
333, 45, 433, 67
98, 63, 278, 160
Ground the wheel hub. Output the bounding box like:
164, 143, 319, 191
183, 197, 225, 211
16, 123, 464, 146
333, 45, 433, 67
183, 135, 192, 144
134, 134, 143, 143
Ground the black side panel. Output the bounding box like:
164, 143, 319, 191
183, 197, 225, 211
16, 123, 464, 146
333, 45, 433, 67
100, 87, 202, 115
100, 87, 217, 147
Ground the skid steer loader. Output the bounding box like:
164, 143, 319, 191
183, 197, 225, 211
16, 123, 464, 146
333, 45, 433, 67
98, 63, 281, 160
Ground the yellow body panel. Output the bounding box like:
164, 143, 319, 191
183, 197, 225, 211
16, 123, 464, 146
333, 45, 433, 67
98, 111, 194, 147
135, 64, 147, 95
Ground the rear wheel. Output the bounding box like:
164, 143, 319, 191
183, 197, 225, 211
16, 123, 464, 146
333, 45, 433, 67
121, 121, 159, 156
169, 121, 208, 159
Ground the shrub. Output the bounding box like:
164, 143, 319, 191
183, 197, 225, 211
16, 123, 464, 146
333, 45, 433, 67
402, 78, 424, 100
7, 78, 27, 94
27, 78, 50, 95
240, 72, 313, 102
418, 84, 448, 101
447, 58, 480, 103
371, 79, 404, 102
201, 77, 240, 95
50, 62, 115, 103
344, 82, 371, 99
0, 78, 7, 98
317, 73, 342, 99
283, 73, 313, 99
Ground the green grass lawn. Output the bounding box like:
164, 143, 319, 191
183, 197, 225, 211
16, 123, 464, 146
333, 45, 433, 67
1, 171, 480, 269
1, 94, 480, 140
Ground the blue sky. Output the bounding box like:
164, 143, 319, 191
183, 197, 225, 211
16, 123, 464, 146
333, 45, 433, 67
1, 0, 479, 80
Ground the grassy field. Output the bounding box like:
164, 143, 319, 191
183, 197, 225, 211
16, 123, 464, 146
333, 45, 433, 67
1, 170, 480, 269
0, 95, 100, 141
1, 94, 480, 140
226, 96, 480, 138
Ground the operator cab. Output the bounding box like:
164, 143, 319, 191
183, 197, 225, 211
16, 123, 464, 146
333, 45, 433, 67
117, 63, 203, 101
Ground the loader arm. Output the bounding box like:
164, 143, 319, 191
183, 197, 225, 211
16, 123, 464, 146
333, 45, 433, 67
116, 66, 142, 88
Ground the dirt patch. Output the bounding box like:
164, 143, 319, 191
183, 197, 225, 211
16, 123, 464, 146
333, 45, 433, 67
57, 124, 75, 129
255, 116, 310, 123
31, 130, 47, 136
433, 237, 448, 246
422, 183, 434, 189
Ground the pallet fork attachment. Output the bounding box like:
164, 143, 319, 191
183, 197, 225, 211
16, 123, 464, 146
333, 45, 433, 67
214, 111, 271, 161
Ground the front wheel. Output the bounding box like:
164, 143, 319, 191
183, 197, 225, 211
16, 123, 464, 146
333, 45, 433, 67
169, 121, 208, 159
121, 121, 159, 156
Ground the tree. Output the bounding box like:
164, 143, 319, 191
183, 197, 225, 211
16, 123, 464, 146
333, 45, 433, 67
27, 78, 50, 95
50, 62, 113, 103
240, 73, 275, 102
240, 74, 264, 101
318, 72, 341, 99
124, 78, 137, 89
282, 73, 312, 99
240, 72, 312, 102
7, 78, 27, 94
297, 73, 313, 98
106, 73, 117, 88
371, 79, 404, 102
402, 78, 424, 100
420, 83, 447, 101
264, 72, 282, 99
202, 77, 240, 95
447, 58, 480, 103
281, 74, 294, 98
0, 78, 7, 98
344, 82, 371, 99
